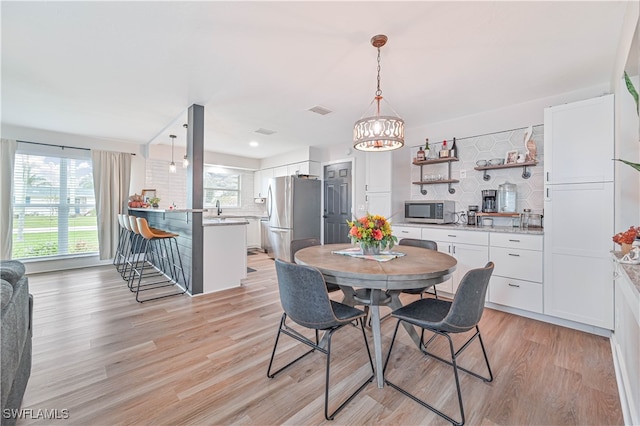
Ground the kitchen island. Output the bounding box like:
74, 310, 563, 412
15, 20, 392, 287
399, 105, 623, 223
202, 218, 249, 293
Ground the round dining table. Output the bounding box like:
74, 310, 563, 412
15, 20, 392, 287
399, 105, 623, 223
295, 243, 457, 388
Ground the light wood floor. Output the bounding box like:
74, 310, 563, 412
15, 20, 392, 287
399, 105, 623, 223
18, 252, 622, 425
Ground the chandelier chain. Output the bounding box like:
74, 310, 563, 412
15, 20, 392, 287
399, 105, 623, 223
376, 47, 382, 97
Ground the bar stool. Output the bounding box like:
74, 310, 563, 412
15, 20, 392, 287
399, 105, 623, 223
132, 217, 188, 302
113, 214, 129, 274
126, 215, 165, 290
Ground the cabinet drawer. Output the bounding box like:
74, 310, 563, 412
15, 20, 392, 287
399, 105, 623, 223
491, 233, 543, 250
393, 226, 422, 240
422, 228, 488, 246
489, 276, 543, 313
491, 246, 542, 282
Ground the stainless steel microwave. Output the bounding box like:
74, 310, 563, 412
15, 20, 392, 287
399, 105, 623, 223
404, 200, 455, 224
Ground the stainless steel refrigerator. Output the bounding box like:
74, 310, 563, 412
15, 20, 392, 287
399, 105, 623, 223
266, 176, 321, 262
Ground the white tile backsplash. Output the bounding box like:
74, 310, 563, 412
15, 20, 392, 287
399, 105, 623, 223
411, 125, 544, 225
145, 161, 265, 217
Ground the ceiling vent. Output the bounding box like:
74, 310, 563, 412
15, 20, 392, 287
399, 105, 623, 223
308, 105, 333, 115
255, 128, 277, 136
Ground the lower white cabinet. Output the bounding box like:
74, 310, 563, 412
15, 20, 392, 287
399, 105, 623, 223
422, 228, 489, 295
612, 262, 640, 425
489, 276, 543, 313
392, 225, 422, 240
489, 233, 543, 314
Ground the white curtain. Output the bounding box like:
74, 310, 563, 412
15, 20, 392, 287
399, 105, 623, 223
91, 150, 132, 260
0, 139, 17, 260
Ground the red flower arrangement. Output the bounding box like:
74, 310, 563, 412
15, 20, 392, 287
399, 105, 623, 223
612, 226, 639, 245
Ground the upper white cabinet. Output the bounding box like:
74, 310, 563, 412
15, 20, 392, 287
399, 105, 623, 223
254, 168, 274, 198
365, 152, 392, 193
273, 166, 288, 178
543, 94, 614, 184
287, 161, 321, 177
365, 152, 392, 216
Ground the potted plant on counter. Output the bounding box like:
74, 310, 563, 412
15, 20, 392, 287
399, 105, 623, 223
148, 197, 161, 208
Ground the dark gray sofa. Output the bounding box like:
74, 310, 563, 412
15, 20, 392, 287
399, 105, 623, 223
1, 261, 33, 426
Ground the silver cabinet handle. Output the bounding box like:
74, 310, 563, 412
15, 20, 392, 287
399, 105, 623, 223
401, 230, 409, 233
508, 283, 520, 288
508, 239, 520, 242
508, 253, 520, 257
447, 234, 457, 237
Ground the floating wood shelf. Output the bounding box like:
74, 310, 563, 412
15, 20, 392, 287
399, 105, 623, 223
412, 157, 459, 166
474, 161, 538, 180
476, 212, 521, 217
412, 157, 459, 195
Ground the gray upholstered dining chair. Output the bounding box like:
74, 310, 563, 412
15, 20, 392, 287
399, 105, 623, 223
383, 262, 495, 426
290, 238, 340, 293
267, 259, 375, 421
398, 238, 439, 299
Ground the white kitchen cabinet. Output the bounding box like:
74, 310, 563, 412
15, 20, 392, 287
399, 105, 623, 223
203, 223, 247, 293
364, 152, 392, 216
489, 233, 543, 314
365, 192, 391, 218
544, 94, 614, 184
612, 262, 640, 426
392, 225, 422, 240
543, 94, 614, 329
365, 152, 392, 193
260, 168, 274, 199
273, 166, 288, 178
422, 228, 489, 295
253, 170, 266, 198
287, 161, 321, 177
246, 218, 260, 249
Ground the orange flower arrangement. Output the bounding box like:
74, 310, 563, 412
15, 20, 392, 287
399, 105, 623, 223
612, 226, 639, 245
347, 213, 397, 251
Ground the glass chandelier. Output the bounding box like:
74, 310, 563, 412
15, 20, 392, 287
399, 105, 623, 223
353, 34, 404, 152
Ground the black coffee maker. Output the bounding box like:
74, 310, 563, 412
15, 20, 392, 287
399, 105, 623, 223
481, 190, 497, 213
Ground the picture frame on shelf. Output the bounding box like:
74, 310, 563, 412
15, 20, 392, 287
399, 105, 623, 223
505, 150, 518, 165
141, 189, 156, 204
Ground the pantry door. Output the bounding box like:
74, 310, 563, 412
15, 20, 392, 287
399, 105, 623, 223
323, 162, 352, 244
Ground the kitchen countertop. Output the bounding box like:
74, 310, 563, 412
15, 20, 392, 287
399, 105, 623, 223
129, 207, 209, 213
393, 222, 544, 235
203, 218, 249, 226
613, 252, 640, 295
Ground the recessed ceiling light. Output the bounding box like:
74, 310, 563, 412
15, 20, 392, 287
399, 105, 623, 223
249, 141, 259, 147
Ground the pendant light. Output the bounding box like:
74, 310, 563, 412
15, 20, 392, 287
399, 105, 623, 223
182, 123, 189, 168
353, 34, 404, 152
169, 134, 177, 173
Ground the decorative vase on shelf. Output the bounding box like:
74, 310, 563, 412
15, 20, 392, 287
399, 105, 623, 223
621, 243, 633, 255
360, 242, 381, 255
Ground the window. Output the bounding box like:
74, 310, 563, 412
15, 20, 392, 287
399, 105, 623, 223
203, 166, 240, 208
12, 144, 98, 259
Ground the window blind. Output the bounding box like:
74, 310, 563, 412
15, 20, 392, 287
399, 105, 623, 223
12, 144, 98, 259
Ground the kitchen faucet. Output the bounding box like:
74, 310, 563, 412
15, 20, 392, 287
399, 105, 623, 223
215, 199, 222, 216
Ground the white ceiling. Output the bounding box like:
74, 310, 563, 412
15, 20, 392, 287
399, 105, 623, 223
1, 1, 630, 159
